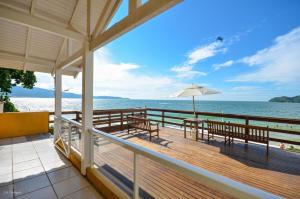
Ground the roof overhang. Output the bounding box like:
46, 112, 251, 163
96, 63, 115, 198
0, 0, 182, 77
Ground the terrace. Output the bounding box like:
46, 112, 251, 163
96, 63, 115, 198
53, 108, 300, 199
1, 0, 300, 199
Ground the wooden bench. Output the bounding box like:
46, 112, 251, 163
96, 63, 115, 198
127, 116, 159, 141
207, 120, 269, 155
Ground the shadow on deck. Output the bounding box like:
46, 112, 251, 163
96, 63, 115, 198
99, 127, 300, 198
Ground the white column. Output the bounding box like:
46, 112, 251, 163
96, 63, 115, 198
54, 68, 62, 142
80, 42, 93, 175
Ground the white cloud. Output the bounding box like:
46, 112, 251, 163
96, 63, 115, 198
35, 48, 185, 99
187, 41, 227, 64
230, 26, 300, 84
213, 60, 234, 71
231, 86, 257, 92
171, 65, 206, 78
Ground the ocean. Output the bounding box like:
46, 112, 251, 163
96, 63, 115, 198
11, 98, 300, 145
11, 98, 300, 119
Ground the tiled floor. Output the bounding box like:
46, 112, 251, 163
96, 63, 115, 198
0, 134, 103, 199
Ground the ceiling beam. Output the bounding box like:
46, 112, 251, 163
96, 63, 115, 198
69, 0, 80, 25
90, 0, 182, 51
23, 0, 36, 72
129, 0, 141, 15
56, 49, 83, 71
30, 0, 37, 14
23, 28, 32, 72
0, 4, 87, 41
92, 0, 122, 39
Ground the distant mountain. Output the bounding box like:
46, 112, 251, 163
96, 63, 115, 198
269, 95, 300, 103
9, 86, 128, 99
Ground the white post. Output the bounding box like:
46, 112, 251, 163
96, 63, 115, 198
80, 42, 93, 175
54, 68, 62, 142
133, 153, 139, 199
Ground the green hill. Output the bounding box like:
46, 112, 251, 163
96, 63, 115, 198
269, 95, 300, 103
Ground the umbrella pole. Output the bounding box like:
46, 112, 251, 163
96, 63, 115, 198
193, 96, 196, 118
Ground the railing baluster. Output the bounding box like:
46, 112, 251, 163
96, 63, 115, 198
133, 153, 139, 199
90, 133, 94, 167
68, 123, 71, 158
162, 111, 165, 127
121, 111, 123, 127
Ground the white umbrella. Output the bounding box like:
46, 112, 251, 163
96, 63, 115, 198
172, 84, 220, 117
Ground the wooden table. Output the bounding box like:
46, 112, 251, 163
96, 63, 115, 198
183, 118, 205, 140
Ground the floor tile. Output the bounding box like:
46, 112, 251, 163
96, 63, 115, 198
13, 159, 42, 172
15, 186, 57, 199
13, 166, 45, 182
53, 175, 89, 198
13, 153, 38, 164
0, 146, 12, 155
0, 173, 12, 187
14, 174, 51, 197
48, 167, 79, 185
62, 186, 103, 199
13, 147, 36, 155
0, 165, 12, 176
0, 184, 13, 199
43, 158, 71, 173
0, 153, 12, 166
39, 152, 66, 163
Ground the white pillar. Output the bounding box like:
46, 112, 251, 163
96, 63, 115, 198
54, 68, 62, 142
81, 42, 93, 175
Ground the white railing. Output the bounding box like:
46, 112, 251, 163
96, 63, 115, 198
55, 116, 281, 199
54, 116, 82, 156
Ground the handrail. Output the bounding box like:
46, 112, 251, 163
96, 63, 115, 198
147, 108, 300, 125
55, 115, 82, 128
89, 127, 281, 199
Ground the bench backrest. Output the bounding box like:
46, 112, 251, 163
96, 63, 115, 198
127, 116, 152, 130
207, 120, 269, 143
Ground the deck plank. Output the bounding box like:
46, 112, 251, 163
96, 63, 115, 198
93, 127, 300, 198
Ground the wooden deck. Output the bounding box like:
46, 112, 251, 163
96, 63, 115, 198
93, 127, 300, 198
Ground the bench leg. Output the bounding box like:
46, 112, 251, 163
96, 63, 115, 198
267, 142, 269, 156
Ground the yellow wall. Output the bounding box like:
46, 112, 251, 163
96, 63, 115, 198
0, 112, 49, 138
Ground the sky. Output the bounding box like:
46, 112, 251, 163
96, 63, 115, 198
35, 0, 300, 101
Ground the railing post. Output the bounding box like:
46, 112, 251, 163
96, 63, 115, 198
108, 113, 111, 127
121, 111, 123, 127
75, 111, 80, 122
245, 118, 249, 143
162, 111, 165, 127
133, 153, 139, 199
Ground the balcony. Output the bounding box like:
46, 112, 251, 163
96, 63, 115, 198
3, 109, 299, 198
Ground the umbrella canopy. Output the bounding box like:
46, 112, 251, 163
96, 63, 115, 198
172, 84, 220, 117
174, 84, 219, 97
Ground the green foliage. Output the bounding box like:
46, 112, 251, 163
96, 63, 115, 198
286, 145, 300, 153
0, 68, 36, 112
269, 95, 300, 103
